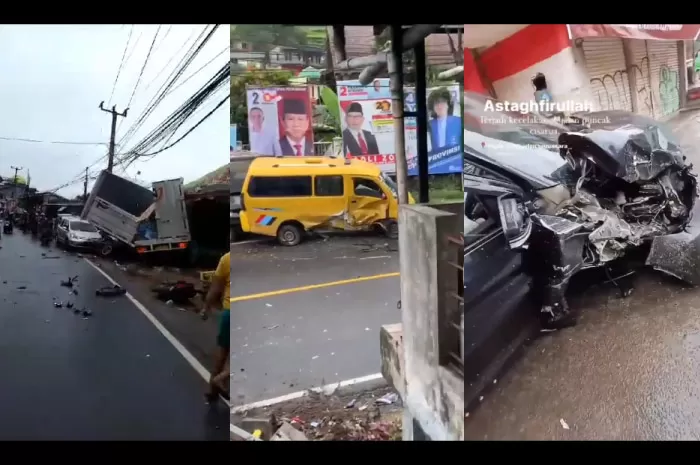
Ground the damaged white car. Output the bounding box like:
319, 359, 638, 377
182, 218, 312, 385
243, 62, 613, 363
464, 94, 699, 330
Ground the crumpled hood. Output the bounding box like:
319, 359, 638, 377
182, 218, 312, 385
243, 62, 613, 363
558, 124, 686, 183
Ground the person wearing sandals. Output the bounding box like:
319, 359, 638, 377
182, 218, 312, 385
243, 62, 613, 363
200, 251, 230, 403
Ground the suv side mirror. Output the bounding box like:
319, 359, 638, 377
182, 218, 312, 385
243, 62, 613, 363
497, 195, 531, 249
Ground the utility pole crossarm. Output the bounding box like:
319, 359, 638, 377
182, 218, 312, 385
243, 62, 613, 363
99, 101, 129, 173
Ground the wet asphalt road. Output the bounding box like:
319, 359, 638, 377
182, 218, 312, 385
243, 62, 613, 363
230, 234, 399, 407
465, 270, 700, 440
0, 232, 228, 440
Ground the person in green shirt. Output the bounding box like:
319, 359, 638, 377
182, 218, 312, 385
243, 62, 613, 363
695, 51, 700, 73
201, 251, 230, 403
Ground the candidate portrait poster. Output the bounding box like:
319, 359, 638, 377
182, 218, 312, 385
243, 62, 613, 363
404, 84, 462, 175
245, 86, 314, 156
337, 78, 396, 173
337, 79, 462, 175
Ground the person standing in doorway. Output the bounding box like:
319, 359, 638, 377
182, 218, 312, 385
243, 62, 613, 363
342, 102, 380, 156
201, 251, 230, 403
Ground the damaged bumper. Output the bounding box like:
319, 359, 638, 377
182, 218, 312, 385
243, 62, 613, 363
647, 201, 700, 285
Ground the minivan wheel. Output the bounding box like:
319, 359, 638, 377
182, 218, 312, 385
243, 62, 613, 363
384, 220, 399, 239
277, 223, 303, 246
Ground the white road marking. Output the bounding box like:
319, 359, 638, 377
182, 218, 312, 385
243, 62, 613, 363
84, 257, 231, 408
230, 372, 384, 413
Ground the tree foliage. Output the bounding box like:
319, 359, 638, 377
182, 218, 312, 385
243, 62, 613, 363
231, 25, 308, 67
230, 70, 292, 144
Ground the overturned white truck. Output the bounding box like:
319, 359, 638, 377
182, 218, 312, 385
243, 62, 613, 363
81, 170, 191, 254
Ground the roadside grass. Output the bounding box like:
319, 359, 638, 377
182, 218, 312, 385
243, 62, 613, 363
408, 173, 463, 204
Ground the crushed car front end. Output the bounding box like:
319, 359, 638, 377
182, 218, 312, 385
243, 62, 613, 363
463, 93, 699, 329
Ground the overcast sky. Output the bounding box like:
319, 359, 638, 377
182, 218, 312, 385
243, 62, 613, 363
0, 25, 229, 198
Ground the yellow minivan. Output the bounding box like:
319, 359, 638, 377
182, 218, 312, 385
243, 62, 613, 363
239, 156, 412, 246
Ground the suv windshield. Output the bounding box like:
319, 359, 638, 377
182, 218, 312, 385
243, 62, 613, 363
70, 221, 97, 233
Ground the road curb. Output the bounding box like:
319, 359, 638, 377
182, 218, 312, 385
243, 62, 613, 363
230, 373, 388, 413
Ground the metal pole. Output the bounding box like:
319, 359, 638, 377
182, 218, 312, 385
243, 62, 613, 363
414, 41, 430, 203
99, 101, 129, 173
389, 25, 408, 205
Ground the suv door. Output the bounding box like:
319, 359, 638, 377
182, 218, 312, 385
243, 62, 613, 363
464, 160, 539, 412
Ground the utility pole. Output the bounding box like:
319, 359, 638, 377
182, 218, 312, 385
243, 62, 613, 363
99, 101, 129, 173
10, 165, 22, 198
83, 167, 89, 200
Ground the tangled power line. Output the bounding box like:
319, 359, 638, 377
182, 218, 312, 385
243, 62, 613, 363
46, 24, 228, 195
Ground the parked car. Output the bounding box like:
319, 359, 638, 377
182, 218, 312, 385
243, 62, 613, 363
55, 216, 105, 251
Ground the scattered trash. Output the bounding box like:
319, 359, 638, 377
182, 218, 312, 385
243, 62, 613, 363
375, 393, 398, 405
265, 324, 279, 330
265, 303, 272, 307
96, 285, 126, 297
345, 399, 357, 409
560, 418, 570, 430
358, 405, 368, 411
271, 422, 308, 441
311, 355, 319, 360
60, 276, 78, 288
165, 300, 174, 306
42, 256, 60, 259
66, 302, 73, 309
82, 309, 93, 317
73, 308, 81, 314
53, 302, 63, 308
309, 421, 320, 428
16, 286, 26, 290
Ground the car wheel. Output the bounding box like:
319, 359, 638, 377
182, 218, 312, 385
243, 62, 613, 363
277, 223, 303, 247
384, 220, 399, 239
100, 243, 113, 257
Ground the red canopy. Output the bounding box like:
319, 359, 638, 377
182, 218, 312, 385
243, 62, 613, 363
568, 24, 700, 41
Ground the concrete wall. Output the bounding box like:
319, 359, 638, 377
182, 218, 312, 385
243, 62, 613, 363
398, 203, 464, 441
478, 24, 594, 106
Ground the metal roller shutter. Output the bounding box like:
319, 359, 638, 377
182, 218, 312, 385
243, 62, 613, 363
647, 40, 680, 118
629, 40, 656, 117
583, 38, 633, 112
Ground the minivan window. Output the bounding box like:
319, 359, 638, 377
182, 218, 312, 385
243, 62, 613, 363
353, 178, 384, 199
248, 176, 312, 197
314, 175, 344, 196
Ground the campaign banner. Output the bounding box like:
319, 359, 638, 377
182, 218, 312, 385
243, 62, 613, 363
337, 79, 462, 175
245, 86, 314, 156
337, 78, 395, 173
404, 84, 463, 175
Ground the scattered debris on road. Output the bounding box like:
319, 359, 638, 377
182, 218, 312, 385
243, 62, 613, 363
232, 385, 402, 441
60, 276, 78, 288
95, 285, 126, 297
560, 418, 570, 430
